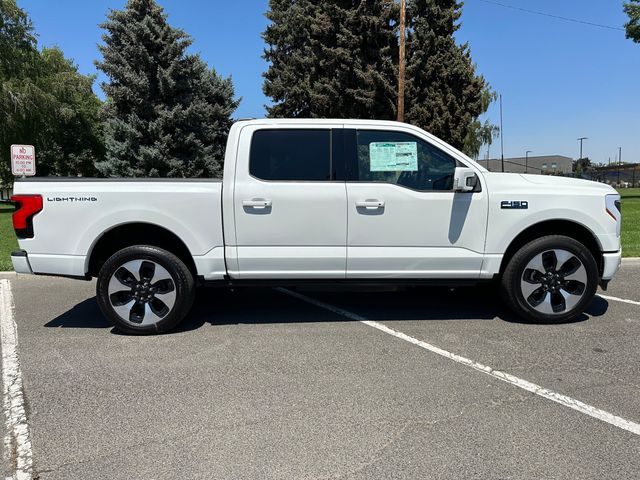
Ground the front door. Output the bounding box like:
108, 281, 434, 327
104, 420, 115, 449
232, 125, 347, 279
345, 127, 488, 279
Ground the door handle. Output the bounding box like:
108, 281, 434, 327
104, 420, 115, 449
355, 200, 385, 209
243, 199, 272, 208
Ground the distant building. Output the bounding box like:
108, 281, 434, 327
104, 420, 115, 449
477, 155, 573, 175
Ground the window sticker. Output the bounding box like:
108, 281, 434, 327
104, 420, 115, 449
369, 142, 418, 172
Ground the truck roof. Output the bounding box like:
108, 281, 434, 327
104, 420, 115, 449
233, 118, 410, 127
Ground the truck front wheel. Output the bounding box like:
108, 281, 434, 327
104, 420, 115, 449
96, 245, 195, 334
501, 235, 599, 323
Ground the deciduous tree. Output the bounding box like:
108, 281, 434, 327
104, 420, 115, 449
0, 0, 103, 183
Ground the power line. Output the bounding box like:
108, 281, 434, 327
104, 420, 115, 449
477, 0, 625, 31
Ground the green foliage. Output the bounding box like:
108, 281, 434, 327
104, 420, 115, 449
406, 0, 494, 154
0, 204, 17, 270
624, 0, 640, 43
263, 0, 398, 119
0, 0, 35, 77
263, 0, 496, 156
572, 157, 592, 174
0, 0, 103, 183
618, 188, 640, 256
96, 0, 239, 178
462, 87, 499, 158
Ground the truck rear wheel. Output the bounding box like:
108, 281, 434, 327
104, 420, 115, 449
501, 235, 598, 323
96, 245, 195, 334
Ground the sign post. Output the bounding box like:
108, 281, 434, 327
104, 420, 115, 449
10, 145, 36, 177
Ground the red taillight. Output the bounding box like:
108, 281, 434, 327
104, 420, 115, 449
11, 195, 43, 239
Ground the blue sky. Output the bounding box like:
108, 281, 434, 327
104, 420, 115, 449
19, 0, 640, 163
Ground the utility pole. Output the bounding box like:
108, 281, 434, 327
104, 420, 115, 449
397, 0, 406, 123
577, 137, 588, 160
525, 150, 532, 174
618, 147, 622, 186
500, 94, 504, 172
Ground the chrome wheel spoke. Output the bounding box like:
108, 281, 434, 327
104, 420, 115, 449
154, 289, 176, 308
109, 266, 137, 293
521, 277, 543, 299
151, 269, 173, 283
147, 298, 171, 321
534, 291, 556, 315
564, 263, 588, 283
525, 253, 546, 274
112, 299, 136, 321
141, 303, 166, 326
558, 288, 583, 312
553, 250, 575, 273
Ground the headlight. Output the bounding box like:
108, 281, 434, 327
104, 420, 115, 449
605, 194, 621, 237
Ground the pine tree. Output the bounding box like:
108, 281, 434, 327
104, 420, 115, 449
96, 0, 238, 178
263, 0, 398, 119
405, 0, 491, 152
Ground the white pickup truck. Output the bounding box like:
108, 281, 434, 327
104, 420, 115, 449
11, 119, 622, 333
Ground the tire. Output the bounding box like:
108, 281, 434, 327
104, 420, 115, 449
501, 235, 598, 323
96, 245, 195, 334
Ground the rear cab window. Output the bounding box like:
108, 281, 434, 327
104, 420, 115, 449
249, 129, 332, 181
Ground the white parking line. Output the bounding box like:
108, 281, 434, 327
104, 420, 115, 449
278, 288, 640, 437
0, 279, 33, 480
599, 294, 640, 306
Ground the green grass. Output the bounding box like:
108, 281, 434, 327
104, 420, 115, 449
618, 188, 640, 257
0, 204, 18, 271
0, 189, 638, 272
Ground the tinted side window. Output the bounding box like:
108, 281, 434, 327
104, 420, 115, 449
355, 130, 457, 191
250, 129, 331, 181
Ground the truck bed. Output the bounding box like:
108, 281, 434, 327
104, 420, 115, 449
12, 178, 226, 279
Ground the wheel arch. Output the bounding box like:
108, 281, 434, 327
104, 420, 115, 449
499, 219, 603, 277
87, 222, 197, 277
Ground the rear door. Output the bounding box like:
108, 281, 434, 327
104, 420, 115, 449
232, 124, 348, 279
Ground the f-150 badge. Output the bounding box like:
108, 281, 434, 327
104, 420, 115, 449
501, 200, 528, 209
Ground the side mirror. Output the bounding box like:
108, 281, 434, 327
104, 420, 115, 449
453, 167, 477, 192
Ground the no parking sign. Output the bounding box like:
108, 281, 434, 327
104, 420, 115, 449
11, 145, 36, 176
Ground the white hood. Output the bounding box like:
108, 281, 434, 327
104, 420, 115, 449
481, 172, 616, 195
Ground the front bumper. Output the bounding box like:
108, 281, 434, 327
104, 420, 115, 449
602, 250, 622, 281
11, 250, 33, 275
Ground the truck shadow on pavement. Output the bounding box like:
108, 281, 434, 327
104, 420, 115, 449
44, 285, 610, 335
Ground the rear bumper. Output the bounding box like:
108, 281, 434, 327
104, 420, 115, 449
11, 250, 33, 274
602, 250, 622, 281
10, 250, 89, 280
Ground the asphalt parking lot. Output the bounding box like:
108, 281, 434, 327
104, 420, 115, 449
1, 262, 639, 479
